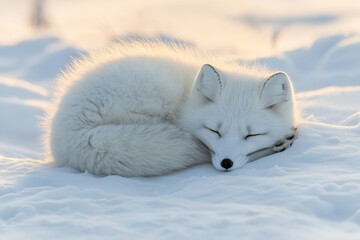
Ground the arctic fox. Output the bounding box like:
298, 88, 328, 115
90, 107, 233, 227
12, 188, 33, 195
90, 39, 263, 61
43, 42, 298, 177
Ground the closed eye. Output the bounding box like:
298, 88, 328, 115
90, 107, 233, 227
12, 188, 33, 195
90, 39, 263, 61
245, 133, 267, 140
205, 127, 221, 137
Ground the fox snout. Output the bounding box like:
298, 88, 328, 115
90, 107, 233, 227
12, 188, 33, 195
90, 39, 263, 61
212, 155, 248, 171
220, 158, 233, 170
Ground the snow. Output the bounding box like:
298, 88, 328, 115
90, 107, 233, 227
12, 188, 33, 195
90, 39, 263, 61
0, 0, 359, 239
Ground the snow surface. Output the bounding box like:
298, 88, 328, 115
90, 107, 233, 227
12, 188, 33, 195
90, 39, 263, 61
0, 1, 359, 239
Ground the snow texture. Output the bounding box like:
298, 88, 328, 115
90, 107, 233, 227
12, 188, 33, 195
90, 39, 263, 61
0, 0, 359, 239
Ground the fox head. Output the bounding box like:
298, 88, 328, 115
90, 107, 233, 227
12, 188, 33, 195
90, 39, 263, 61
179, 64, 297, 171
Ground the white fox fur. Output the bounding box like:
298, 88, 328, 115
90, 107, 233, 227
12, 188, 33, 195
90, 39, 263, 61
43, 42, 298, 177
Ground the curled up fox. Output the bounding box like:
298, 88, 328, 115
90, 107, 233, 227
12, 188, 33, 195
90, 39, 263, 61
43, 42, 298, 177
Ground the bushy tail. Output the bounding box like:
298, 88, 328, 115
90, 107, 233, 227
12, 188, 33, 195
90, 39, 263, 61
54, 123, 209, 177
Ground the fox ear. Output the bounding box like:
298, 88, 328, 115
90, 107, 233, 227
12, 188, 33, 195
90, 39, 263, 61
195, 64, 223, 102
260, 72, 291, 108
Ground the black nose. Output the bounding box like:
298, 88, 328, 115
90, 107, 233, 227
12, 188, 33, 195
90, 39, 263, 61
221, 158, 233, 170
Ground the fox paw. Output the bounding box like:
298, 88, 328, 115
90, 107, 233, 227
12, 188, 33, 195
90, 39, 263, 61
273, 127, 298, 152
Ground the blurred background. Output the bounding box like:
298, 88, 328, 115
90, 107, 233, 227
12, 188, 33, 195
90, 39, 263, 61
1, 0, 360, 59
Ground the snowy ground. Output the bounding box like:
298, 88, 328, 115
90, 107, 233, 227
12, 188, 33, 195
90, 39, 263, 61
0, 0, 360, 239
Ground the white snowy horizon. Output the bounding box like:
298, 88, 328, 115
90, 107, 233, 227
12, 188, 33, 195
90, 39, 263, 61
0, 0, 360, 239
